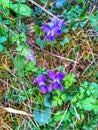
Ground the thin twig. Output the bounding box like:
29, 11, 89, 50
0, 22, 16, 34
82, 59, 95, 75
3, 107, 34, 117
0, 79, 20, 92
22, 102, 55, 115
55, 103, 70, 130
71, 104, 81, 129
71, 104, 80, 121
28, 0, 57, 18
43, 0, 51, 8
27, 39, 78, 64
70, 52, 79, 73
90, 34, 98, 37
4, 124, 13, 130
87, 41, 96, 64
28, 116, 38, 128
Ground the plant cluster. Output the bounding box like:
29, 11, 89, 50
34, 71, 65, 93
0, 0, 98, 129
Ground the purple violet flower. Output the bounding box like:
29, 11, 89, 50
42, 18, 65, 42
42, 24, 60, 42
52, 18, 65, 31
48, 71, 65, 92
34, 74, 48, 94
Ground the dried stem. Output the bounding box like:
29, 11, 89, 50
71, 103, 80, 121
27, 39, 78, 64
55, 103, 70, 130
28, 0, 57, 18
82, 59, 96, 75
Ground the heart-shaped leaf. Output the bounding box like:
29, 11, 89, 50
11, 4, 32, 16
56, 0, 66, 8
34, 108, 51, 125
44, 94, 52, 108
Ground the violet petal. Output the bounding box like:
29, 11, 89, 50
39, 74, 46, 82
52, 25, 61, 35
52, 82, 59, 90
48, 71, 56, 80
34, 78, 39, 84
42, 24, 51, 32
59, 19, 65, 28
40, 85, 48, 94
57, 72, 65, 80
59, 83, 64, 91
44, 35, 48, 41
48, 84, 53, 92
55, 29, 62, 35
52, 18, 58, 26
53, 82, 64, 91
47, 35, 55, 42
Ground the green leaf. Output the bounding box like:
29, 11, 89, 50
53, 111, 70, 122
14, 55, 27, 76
56, 90, 61, 95
34, 25, 41, 35
89, 82, 98, 98
91, 21, 97, 27
20, 32, 26, 42
40, 0, 47, 4
57, 66, 64, 71
27, 88, 34, 95
95, 72, 98, 78
82, 97, 94, 111
75, 45, 80, 53
16, 23, 30, 33
95, 26, 98, 32
36, 38, 45, 48
77, 0, 84, 3
53, 111, 64, 121
25, 61, 37, 75
44, 94, 52, 108
20, 91, 27, 101
52, 100, 58, 107
0, 44, 3, 52
11, 4, 32, 16
34, 108, 51, 125
58, 99, 63, 105
66, 95, 73, 101
35, 7, 42, 16
16, 44, 29, 56
79, 21, 86, 27
64, 74, 76, 88
80, 87, 85, 94
0, 0, 10, 8
88, 15, 95, 21
56, 0, 66, 8
2, 20, 10, 25
71, 23, 79, 30
46, 39, 57, 45
93, 105, 98, 113
62, 27, 69, 33
60, 38, 69, 46
16, 0, 26, 3
11, 33, 26, 44
0, 25, 7, 36
25, 62, 35, 71
0, 36, 7, 43
61, 94, 66, 100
